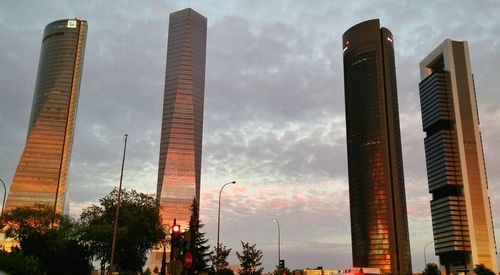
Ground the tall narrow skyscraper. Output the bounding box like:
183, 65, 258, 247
5, 19, 87, 214
419, 39, 498, 274
149, 8, 207, 270
342, 19, 412, 275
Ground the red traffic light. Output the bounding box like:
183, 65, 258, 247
172, 224, 181, 233
172, 224, 181, 238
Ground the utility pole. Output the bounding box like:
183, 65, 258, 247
109, 134, 128, 274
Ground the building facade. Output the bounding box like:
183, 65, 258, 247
149, 8, 207, 270
342, 19, 412, 274
5, 19, 87, 214
419, 39, 498, 274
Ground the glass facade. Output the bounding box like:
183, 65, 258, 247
342, 19, 412, 275
419, 40, 498, 274
5, 19, 87, 214
149, 8, 207, 270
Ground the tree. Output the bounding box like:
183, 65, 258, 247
0, 204, 58, 241
273, 265, 291, 275
189, 198, 213, 274
422, 263, 440, 275
0, 204, 91, 274
80, 188, 166, 273
0, 249, 41, 275
215, 267, 235, 275
473, 264, 495, 275
210, 244, 232, 270
236, 241, 264, 275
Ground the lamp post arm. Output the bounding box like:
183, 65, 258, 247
216, 180, 236, 267
274, 218, 281, 266
0, 177, 6, 216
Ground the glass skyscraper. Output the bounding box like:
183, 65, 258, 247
5, 19, 87, 214
342, 19, 412, 274
419, 39, 498, 274
149, 8, 207, 270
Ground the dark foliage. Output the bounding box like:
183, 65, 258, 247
80, 188, 165, 273
422, 263, 440, 275
0, 249, 42, 275
0, 204, 91, 274
273, 265, 291, 275
474, 264, 496, 275
210, 244, 232, 270
189, 198, 213, 273
236, 241, 264, 275
215, 267, 235, 275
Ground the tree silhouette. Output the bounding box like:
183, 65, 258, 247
189, 198, 213, 274
422, 263, 440, 275
0, 204, 91, 274
79, 188, 165, 273
474, 264, 496, 275
236, 241, 264, 275
210, 244, 232, 270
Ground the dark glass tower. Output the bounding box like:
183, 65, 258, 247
342, 19, 412, 274
5, 19, 87, 214
149, 8, 207, 270
419, 39, 498, 274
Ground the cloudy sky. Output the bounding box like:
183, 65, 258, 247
1, 0, 500, 272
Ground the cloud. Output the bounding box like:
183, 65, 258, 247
1, 0, 500, 272
199, 181, 351, 269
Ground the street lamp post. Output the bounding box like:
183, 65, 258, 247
273, 218, 281, 267
424, 241, 434, 266
0, 177, 6, 216
216, 180, 236, 267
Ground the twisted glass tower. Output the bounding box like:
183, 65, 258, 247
157, 6, 206, 236
5, 19, 87, 214
342, 19, 412, 274
419, 39, 498, 274
149, 8, 207, 270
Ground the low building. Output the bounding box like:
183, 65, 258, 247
293, 267, 341, 275
343, 267, 381, 275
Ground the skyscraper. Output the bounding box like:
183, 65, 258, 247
419, 39, 498, 274
149, 8, 207, 270
342, 19, 412, 274
5, 19, 87, 214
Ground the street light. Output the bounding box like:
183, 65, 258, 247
273, 218, 281, 267
216, 180, 236, 266
0, 177, 6, 216
424, 241, 434, 266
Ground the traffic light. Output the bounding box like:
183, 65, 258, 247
170, 220, 183, 261
172, 224, 181, 238
171, 222, 181, 245
279, 259, 285, 269
179, 230, 190, 257
171, 220, 182, 252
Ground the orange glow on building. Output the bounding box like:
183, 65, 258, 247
419, 40, 498, 273
343, 19, 412, 275
5, 19, 87, 214
148, 8, 207, 271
